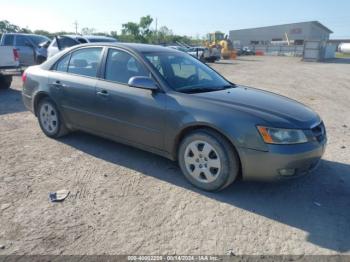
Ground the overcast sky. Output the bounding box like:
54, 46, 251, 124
1, 0, 349, 39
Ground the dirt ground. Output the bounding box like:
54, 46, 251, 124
0, 56, 349, 255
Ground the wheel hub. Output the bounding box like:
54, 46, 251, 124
39, 103, 58, 134
184, 140, 221, 183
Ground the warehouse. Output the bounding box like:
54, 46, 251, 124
229, 21, 333, 47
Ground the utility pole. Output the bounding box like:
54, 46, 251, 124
73, 20, 78, 35
155, 18, 158, 44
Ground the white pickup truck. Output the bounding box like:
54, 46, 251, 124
0, 46, 21, 89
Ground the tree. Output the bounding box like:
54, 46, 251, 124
139, 15, 153, 40
0, 20, 33, 39
81, 27, 96, 35
0, 20, 21, 33
156, 26, 173, 44
121, 22, 140, 42
110, 31, 118, 39
34, 30, 53, 38
1, 18, 202, 46
120, 15, 155, 43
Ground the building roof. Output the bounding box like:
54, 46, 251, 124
230, 21, 333, 34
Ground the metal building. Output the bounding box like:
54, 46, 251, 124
229, 21, 333, 47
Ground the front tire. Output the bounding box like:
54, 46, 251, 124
37, 97, 68, 138
178, 129, 239, 191
0, 75, 12, 89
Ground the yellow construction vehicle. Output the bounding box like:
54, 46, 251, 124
206, 32, 236, 60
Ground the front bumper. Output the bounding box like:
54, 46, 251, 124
239, 139, 327, 181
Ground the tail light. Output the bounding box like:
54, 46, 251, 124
22, 71, 27, 83
13, 49, 20, 62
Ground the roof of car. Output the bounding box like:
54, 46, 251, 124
77, 42, 180, 53
3, 33, 48, 38
63, 35, 116, 40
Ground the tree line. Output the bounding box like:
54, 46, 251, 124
0, 16, 202, 45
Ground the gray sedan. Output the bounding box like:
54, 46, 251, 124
22, 43, 327, 191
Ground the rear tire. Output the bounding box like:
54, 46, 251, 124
178, 129, 239, 191
0, 75, 12, 89
37, 97, 69, 138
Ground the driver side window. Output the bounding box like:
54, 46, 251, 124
16, 35, 31, 47
105, 49, 149, 84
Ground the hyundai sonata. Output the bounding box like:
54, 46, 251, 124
22, 43, 327, 191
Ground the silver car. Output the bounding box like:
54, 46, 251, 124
22, 43, 327, 191
0, 33, 50, 66
47, 35, 117, 58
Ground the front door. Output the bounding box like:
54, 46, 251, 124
94, 48, 166, 150
15, 35, 35, 66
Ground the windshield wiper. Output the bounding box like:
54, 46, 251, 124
176, 83, 236, 94
179, 87, 222, 94
221, 84, 235, 89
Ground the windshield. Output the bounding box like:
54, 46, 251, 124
144, 52, 233, 93
29, 35, 50, 46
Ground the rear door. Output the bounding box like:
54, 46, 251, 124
48, 47, 103, 129
94, 48, 166, 150
14, 35, 35, 66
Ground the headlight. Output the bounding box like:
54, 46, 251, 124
257, 126, 308, 144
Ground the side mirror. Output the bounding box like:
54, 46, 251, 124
128, 76, 158, 91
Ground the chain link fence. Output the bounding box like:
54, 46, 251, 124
248, 45, 305, 57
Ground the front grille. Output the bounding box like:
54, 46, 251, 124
311, 122, 326, 142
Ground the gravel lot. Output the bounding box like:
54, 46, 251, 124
0, 56, 349, 255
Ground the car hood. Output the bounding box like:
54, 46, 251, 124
193, 85, 320, 129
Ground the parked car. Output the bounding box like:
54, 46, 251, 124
168, 45, 204, 61
168, 46, 219, 63
0, 33, 50, 66
191, 46, 221, 63
187, 47, 205, 61
167, 45, 189, 52
0, 45, 21, 89
22, 43, 327, 191
237, 46, 255, 56
47, 35, 117, 58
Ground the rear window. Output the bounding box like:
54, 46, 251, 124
76, 38, 88, 44
55, 54, 71, 72
57, 37, 79, 49
67, 47, 102, 77
3, 35, 14, 46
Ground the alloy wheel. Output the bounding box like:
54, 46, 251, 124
184, 140, 221, 183
39, 103, 59, 135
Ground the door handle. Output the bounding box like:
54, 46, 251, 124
97, 90, 109, 97
52, 81, 67, 89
